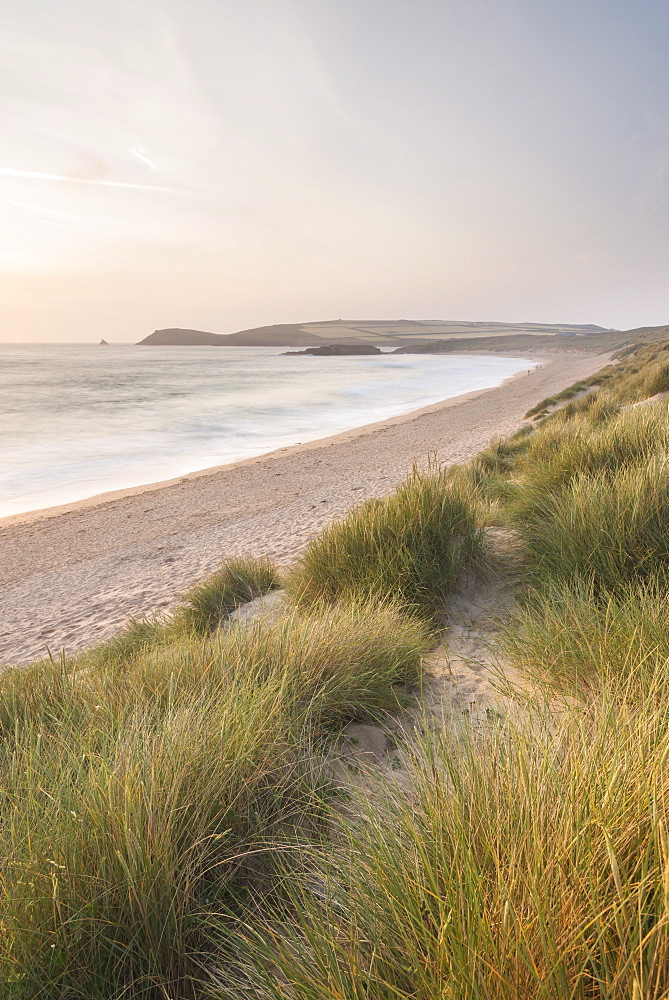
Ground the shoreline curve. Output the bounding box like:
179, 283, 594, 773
0, 352, 609, 666
0, 357, 540, 529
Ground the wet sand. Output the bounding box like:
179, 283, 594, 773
0, 353, 608, 665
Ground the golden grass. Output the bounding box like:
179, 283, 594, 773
7, 336, 669, 997
287, 465, 483, 621
0, 602, 430, 997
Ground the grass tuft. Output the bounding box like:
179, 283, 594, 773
513, 455, 669, 591
0, 600, 429, 997
287, 465, 483, 621
218, 702, 669, 999
176, 556, 279, 633
501, 577, 669, 696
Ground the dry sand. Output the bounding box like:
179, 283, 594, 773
325, 527, 534, 790
0, 353, 609, 666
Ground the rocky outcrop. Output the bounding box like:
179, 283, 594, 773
284, 344, 382, 356
99, 339, 109, 345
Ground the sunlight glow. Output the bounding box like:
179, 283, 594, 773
0, 167, 180, 193
1, 0, 668, 341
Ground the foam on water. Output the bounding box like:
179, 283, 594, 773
0, 345, 536, 518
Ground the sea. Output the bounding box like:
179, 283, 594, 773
0, 344, 537, 519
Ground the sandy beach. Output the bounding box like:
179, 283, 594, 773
0, 352, 608, 666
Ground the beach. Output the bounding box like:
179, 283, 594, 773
0, 352, 608, 665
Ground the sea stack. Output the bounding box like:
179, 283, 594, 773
99, 339, 109, 345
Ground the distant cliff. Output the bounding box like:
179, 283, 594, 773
137, 319, 624, 351
138, 325, 324, 347
284, 344, 382, 356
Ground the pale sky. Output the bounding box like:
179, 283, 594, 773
1, 0, 668, 342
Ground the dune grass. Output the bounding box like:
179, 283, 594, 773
287, 464, 483, 621
216, 342, 669, 998
80, 557, 281, 672
459, 401, 669, 593
500, 578, 669, 696
619, 357, 669, 403
0, 601, 430, 997
637, 359, 669, 398
523, 380, 588, 418
505, 401, 668, 504
8, 336, 669, 997
511, 444, 669, 592
467, 426, 534, 483
218, 697, 669, 1000
175, 556, 279, 633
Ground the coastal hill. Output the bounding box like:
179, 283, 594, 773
136, 320, 669, 357
138, 325, 323, 347
393, 323, 669, 356
137, 319, 614, 350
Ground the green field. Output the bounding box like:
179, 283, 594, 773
302, 318, 613, 347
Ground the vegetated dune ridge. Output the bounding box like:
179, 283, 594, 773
0, 354, 606, 666
4, 336, 669, 997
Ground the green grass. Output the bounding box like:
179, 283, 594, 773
175, 556, 279, 633
523, 381, 588, 418
82, 614, 175, 668
78, 557, 281, 672
470, 426, 534, 477
0, 601, 430, 998
207, 340, 669, 1000
9, 337, 669, 997
287, 465, 484, 621
621, 358, 669, 403
512, 455, 669, 592
508, 404, 669, 513
218, 697, 669, 999
501, 578, 669, 696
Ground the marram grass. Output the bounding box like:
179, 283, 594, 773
7, 338, 669, 997
514, 455, 669, 592
82, 556, 281, 671
0, 600, 430, 998
501, 577, 669, 696
287, 464, 484, 621
175, 555, 280, 633
512, 403, 669, 506
216, 699, 669, 999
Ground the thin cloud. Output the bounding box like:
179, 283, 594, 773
0, 166, 182, 193
0, 193, 75, 228
130, 148, 157, 170
0, 193, 158, 237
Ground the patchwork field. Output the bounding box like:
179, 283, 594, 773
297, 318, 611, 347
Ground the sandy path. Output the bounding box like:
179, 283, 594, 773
326, 527, 533, 793
0, 353, 607, 666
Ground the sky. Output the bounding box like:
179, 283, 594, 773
1, 0, 668, 342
